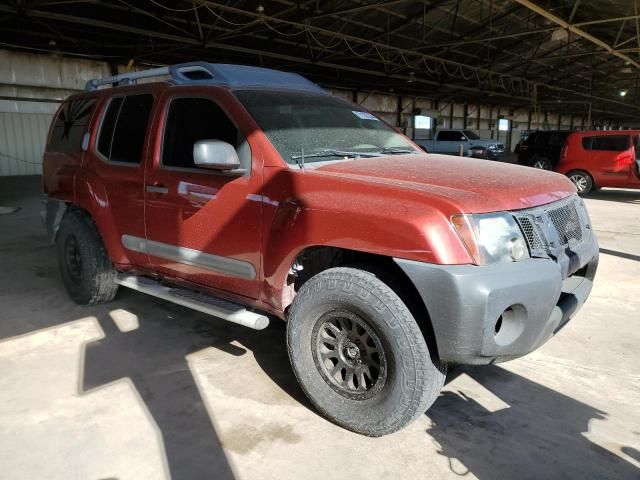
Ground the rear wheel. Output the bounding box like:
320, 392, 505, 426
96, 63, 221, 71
56, 211, 118, 305
529, 155, 552, 170
286, 267, 445, 436
567, 170, 593, 195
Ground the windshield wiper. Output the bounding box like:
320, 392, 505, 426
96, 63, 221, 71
379, 147, 416, 155
290, 149, 382, 161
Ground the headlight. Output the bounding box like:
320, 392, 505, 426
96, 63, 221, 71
451, 212, 530, 265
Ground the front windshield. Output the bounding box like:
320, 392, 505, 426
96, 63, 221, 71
463, 130, 481, 140
234, 89, 418, 165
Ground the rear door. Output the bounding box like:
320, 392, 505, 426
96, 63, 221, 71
436, 130, 466, 154
590, 135, 633, 187
81, 91, 156, 268
142, 90, 262, 300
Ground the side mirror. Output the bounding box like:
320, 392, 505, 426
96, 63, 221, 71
193, 139, 242, 171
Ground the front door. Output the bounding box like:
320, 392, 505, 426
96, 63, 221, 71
143, 92, 262, 300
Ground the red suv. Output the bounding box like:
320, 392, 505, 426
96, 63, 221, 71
556, 130, 640, 194
43, 62, 599, 436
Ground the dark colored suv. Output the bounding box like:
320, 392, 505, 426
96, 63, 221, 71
518, 130, 572, 170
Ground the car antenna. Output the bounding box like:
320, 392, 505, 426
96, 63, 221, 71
297, 147, 305, 170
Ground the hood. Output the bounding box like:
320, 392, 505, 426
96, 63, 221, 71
472, 138, 502, 146
315, 153, 575, 213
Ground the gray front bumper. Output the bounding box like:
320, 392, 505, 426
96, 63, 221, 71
394, 236, 598, 365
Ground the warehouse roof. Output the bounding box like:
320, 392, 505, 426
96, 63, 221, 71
1, 0, 638, 120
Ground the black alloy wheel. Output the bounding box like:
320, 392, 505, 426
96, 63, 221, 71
312, 309, 387, 400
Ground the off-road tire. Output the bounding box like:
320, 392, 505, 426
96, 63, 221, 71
286, 267, 446, 436
567, 170, 594, 196
56, 210, 118, 305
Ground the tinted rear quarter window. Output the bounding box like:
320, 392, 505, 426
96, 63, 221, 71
581, 137, 593, 150
97, 94, 154, 164
551, 133, 567, 145
48, 97, 96, 152
537, 132, 555, 145
558, 132, 571, 142
438, 131, 463, 141
591, 135, 629, 152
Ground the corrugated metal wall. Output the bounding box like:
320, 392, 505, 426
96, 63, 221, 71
0, 49, 602, 175
0, 109, 54, 176
0, 49, 110, 176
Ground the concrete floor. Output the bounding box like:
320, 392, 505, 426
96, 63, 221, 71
0, 176, 638, 480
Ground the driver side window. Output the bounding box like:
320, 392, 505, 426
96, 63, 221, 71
161, 97, 250, 171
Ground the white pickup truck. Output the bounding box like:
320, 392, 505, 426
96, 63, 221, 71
415, 129, 505, 159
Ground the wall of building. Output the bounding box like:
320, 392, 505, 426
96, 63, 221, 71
329, 87, 591, 154
0, 49, 110, 176
0, 49, 606, 176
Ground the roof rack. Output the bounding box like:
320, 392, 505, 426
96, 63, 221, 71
85, 61, 326, 94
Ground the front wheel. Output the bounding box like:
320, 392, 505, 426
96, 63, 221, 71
567, 170, 594, 195
286, 267, 445, 436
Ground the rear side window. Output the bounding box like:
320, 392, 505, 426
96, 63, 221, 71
97, 94, 154, 164
558, 132, 570, 142
48, 98, 96, 152
581, 137, 593, 150
591, 135, 629, 152
438, 131, 464, 141
534, 133, 550, 144
161, 97, 248, 170
549, 133, 563, 145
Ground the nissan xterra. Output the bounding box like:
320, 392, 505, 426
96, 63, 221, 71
43, 62, 598, 436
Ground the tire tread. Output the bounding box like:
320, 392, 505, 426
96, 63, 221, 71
287, 267, 445, 436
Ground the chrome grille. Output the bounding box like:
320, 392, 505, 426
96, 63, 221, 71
548, 202, 583, 245
516, 216, 546, 252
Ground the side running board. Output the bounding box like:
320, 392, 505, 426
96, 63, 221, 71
116, 274, 269, 330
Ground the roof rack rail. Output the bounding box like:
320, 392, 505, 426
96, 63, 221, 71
84, 61, 326, 94
85, 62, 216, 91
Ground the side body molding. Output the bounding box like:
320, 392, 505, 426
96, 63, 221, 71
122, 234, 256, 280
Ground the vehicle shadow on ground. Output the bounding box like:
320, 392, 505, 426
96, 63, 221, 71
586, 189, 640, 204
599, 247, 640, 262
2, 232, 307, 480
79, 292, 306, 480
426, 366, 639, 480
0, 176, 311, 479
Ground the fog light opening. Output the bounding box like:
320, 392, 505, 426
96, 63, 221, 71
493, 304, 526, 346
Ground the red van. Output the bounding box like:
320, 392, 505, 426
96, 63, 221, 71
556, 130, 640, 194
